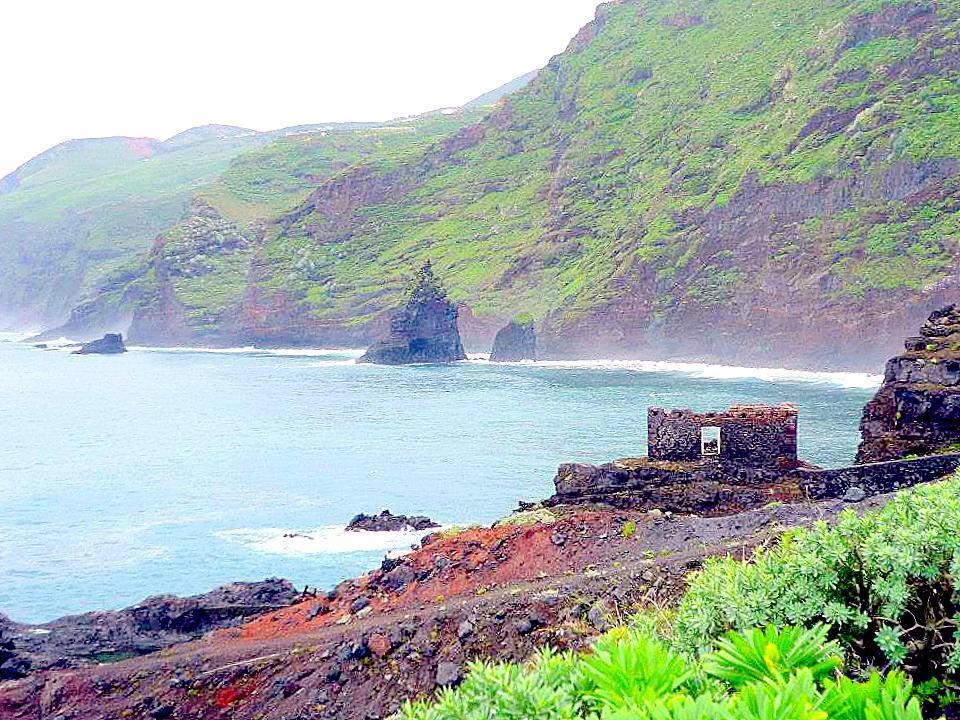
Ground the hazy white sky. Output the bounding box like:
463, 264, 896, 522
0, 0, 600, 177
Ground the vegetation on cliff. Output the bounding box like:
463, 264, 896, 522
399, 475, 960, 718
51, 0, 960, 365
0, 112, 488, 329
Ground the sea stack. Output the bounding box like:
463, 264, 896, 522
857, 304, 960, 463
358, 262, 466, 365
490, 316, 536, 362
73, 333, 127, 355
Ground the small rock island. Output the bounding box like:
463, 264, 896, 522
346, 510, 439, 532
73, 333, 127, 355
358, 262, 466, 365
490, 316, 536, 362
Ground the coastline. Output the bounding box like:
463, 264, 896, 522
9, 335, 883, 389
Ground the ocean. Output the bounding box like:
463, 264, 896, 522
0, 337, 880, 623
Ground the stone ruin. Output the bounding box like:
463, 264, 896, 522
544, 305, 960, 515
549, 398, 960, 515
648, 404, 798, 468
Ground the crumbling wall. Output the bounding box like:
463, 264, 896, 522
648, 404, 798, 467
799, 453, 960, 499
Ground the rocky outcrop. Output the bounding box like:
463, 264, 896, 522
358, 262, 466, 365
858, 304, 960, 462
489, 317, 536, 362
73, 333, 127, 355
346, 510, 439, 532
548, 453, 960, 514
0, 579, 297, 677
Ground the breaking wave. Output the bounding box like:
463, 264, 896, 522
215, 525, 439, 557
469, 357, 881, 389
134, 346, 365, 359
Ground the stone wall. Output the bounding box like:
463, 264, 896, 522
798, 453, 960, 500
648, 404, 798, 467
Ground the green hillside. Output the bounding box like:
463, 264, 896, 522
0, 128, 271, 326
254, 0, 960, 361
0, 68, 533, 331
42, 0, 960, 367
46, 110, 489, 340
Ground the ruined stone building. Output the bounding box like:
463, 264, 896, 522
647, 404, 799, 468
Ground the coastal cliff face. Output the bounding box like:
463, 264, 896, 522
358, 263, 466, 365
858, 304, 960, 463
35, 0, 960, 368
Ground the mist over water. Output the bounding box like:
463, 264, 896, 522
0, 340, 878, 623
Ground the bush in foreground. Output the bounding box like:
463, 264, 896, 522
397, 625, 920, 719
675, 476, 960, 678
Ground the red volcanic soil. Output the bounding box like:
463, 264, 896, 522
0, 497, 888, 720
124, 137, 158, 159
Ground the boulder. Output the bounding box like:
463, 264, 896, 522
358, 262, 466, 365
346, 510, 439, 532
489, 316, 536, 362
858, 304, 960, 462
73, 333, 127, 355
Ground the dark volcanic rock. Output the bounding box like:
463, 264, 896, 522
858, 304, 960, 463
489, 317, 536, 362
73, 333, 127, 355
358, 262, 466, 365
347, 510, 439, 533
0, 579, 297, 676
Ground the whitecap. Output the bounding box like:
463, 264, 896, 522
132, 346, 365, 359
0, 330, 41, 343
27, 337, 84, 351
467, 357, 881, 389
215, 525, 441, 557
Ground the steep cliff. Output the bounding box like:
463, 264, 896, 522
858, 304, 960, 462
40, 0, 960, 367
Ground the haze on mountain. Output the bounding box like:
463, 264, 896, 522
0, 1, 599, 178
4, 0, 960, 373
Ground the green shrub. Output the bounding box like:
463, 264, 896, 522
396, 626, 921, 720
702, 625, 841, 688
673, 477, 960, 678
579, 629, 692, 709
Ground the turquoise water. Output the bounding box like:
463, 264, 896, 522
0, 339, 880, 623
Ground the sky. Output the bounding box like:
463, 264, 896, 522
0, 0, 600, 178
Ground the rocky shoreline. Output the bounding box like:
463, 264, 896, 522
4, 307, 960, 719
0, 580, 299, 680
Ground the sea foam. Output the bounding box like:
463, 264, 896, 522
215, 525, 439, 557
468, 356, 881, 389
133, 345, 365, 359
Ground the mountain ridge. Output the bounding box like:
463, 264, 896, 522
13, 0, 960, 370
0, 71, 537, 330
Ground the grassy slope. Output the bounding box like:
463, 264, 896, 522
0, 61, 535, 330
0, 130, 271, 323
51, 110, 489, 336
241, 0, 960, 348
40, 0, 960, 359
